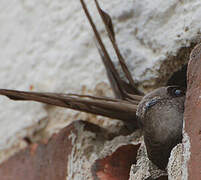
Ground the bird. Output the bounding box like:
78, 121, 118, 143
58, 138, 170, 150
0, 0, 186, 171
136, 86, 185, 169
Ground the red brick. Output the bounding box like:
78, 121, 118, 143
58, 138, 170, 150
91, 144, 140, 180
0, 121, 78, 180
184, 43, 201, 179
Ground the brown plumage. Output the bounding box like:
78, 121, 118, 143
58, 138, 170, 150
0, 0, 185, 170
0, 0, 142, 130
137, 86, 185, 169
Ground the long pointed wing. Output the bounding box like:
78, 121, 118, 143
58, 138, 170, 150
94, 0, 137, 91
80, 0, 125, 99
0, 89, 138, 127
0, 1, 142, 129
80, 0, 142, 100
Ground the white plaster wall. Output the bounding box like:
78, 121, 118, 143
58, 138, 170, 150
0, 0, 201, 153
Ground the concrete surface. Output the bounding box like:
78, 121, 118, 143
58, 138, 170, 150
0, 0, 201, 179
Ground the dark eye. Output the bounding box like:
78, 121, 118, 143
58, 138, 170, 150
174, 89, 182, 96
167, 86, 185, 97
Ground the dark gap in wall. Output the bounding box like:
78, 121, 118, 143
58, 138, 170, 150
166, 64, 187, 88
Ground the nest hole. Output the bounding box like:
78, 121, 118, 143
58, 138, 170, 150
166, 64, 187, 88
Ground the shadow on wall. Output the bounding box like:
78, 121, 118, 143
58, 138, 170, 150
167, 64, 187, 88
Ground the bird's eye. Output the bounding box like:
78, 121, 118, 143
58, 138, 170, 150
174, 89, 182, 96
167, 86, 185, 97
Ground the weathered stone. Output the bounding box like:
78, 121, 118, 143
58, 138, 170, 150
0, 120, 104, 180
1, 0, 201, 156
91, 144, 140, 180
167, 144, 182, 180
0, 121, 76, 180
0, 120, 142, 180
183, 43, 201, 179
129, 141, 167, 180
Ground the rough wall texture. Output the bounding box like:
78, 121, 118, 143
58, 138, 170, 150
0, 121, 75, 180
0, 0, 201, 179
0, 120, 142, 180
182, 44, 201, 180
